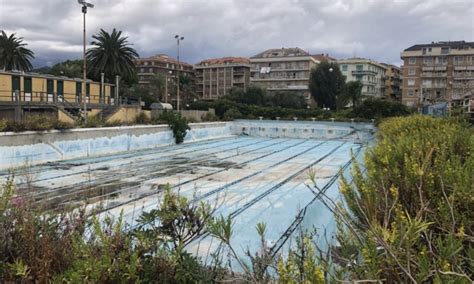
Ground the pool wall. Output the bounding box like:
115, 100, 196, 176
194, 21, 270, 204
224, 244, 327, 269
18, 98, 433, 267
0, 120, 374, 170
231, 119, 375, 140
0, 122, 231, 170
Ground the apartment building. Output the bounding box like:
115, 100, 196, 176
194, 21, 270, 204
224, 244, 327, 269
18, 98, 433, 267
249, 48, 320, 101
194, 57, 250, 100
382, 64, 402, 101
338, 58, 387, 98
135, 54, 194, 84
400, 41, 474, 111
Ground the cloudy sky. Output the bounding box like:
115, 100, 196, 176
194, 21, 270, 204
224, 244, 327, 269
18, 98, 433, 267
1, 0, 473, 67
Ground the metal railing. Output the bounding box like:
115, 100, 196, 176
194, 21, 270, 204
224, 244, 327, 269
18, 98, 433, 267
0, 90, 113, 106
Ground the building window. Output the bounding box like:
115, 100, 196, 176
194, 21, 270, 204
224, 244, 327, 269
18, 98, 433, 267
356, 65, 363, 71
454, 56, 464, 64
149, 68, 153, 73
409, 57, 416, 64
436, 56, 447, 64
423, 57, 433, 64
140, 68, 145, 73
407, 79, 415, 86
408, 68, 416, 76
441, 47, 449, 54
356, 75, 363, 81
422, 79, 432, 87
341, 65, 347, 71
144, 61, 148, 66
407, 89, 415, 97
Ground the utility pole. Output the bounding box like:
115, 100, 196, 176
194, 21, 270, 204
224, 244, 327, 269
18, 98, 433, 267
78, 0, 94, 124
175, 35, 184, 111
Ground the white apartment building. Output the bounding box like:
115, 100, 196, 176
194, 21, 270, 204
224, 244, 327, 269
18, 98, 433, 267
249, 48, 322, 101
338, 58, 387, 97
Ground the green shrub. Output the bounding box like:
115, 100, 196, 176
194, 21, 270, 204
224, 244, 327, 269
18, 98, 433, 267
83, 115, 104, 128
54, 120, 74, 130
200, 111, 219, 122
158, 111, 190, 144
223, 108, 242, 121
134, 112, 151, 124
0, 180, 220, 283
3, 114, 73, 132
351, 98, 412, 120
0, 119, 6, 132
335, 115, 473, 282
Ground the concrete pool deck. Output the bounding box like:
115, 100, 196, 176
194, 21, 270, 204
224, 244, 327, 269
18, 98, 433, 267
0, 120, 374, 267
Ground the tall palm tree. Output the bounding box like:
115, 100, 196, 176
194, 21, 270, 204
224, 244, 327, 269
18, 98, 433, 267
0, 31, 35, 71
86, 28, 139, 83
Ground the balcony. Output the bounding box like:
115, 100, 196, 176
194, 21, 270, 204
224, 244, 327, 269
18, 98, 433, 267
422, 62, 447, 67
452, 72, 474, 80
422, 72, 447, 77
250, 67, 309, 73
352, 70, 377, 76
250, 77, 309, 81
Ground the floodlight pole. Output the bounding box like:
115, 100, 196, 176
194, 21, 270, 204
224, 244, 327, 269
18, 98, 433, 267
79, 1, 93, 124
175, 35, 183, 111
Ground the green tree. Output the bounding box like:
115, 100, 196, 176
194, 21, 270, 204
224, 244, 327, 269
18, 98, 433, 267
148, 73, 166, 102
0, 31, 35, 71
49, 59, 83, 78
352, 98, 411, 119
86, 28, 139, 84
338, 80, 363, 109
179, 74, 197, 107
308, 61, 346, 110
226, 85, 266, 106
270, 92, 306, 109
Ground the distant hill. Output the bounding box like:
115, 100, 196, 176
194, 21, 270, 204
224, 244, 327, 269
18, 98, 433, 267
32, 66, 52, 73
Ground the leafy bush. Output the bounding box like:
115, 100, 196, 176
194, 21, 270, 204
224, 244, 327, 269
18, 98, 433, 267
134, 112, 151, 124
200, 111, 219, 122
83, 115, 104, 128
351, 98, 412, 119
158, 111, 190, 144
0, 119, 6, 131
269, 91, 306, 109
334, 115, 474, 282
0, 181, 221, 282
223, 108, 242, 121
1, 115, 74, 132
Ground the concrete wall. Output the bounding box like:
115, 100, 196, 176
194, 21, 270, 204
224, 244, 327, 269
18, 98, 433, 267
58, 109, 77, 125
0, 122, 231, 170
106, 107, 142, 124
230, 119, 375, 141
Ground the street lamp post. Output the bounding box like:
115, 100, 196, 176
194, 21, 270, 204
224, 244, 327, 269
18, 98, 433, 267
78, 0, 94, 124
165, 70, 172, 104
175, 35, 184, 111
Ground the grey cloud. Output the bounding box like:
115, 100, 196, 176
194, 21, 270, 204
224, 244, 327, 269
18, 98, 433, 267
0, 0, 473, 67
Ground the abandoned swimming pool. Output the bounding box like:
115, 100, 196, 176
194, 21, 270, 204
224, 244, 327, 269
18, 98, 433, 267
0, 120, 374, 266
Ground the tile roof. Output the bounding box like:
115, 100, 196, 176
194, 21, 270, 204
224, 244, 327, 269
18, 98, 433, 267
197, 57, 250, 65
136, 54, 193, 67
404, 41, 474, 51
311, 54, 336, 62
251, 47, 311, 58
